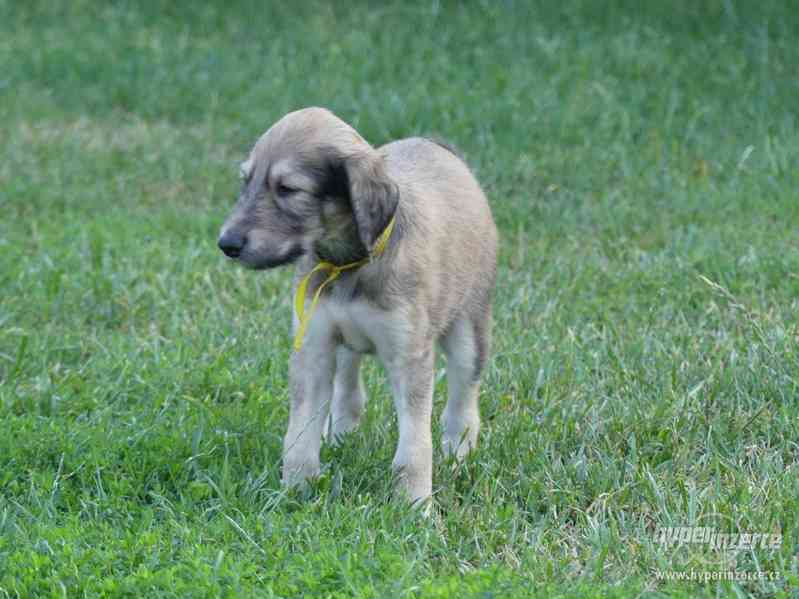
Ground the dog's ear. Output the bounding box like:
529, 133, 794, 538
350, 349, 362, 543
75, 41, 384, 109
345, 151, 399, 253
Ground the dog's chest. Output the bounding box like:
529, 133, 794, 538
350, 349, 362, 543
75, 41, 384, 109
317, 298, 388, 354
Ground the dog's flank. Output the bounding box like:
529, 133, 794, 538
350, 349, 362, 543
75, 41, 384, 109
218, 107, 498, 503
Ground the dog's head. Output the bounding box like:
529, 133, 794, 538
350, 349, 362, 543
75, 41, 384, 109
218, 107, 398, 270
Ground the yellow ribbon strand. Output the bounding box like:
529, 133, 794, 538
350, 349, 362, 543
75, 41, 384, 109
293, 215, 396, 351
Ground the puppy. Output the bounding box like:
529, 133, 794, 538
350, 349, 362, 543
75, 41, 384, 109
218, 107, 497, 503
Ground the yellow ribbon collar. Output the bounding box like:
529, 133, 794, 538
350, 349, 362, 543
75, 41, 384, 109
293, 216, 396, 351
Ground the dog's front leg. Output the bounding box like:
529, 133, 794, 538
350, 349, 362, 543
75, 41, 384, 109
282, 342, 335, 488
386, 344, 435, 504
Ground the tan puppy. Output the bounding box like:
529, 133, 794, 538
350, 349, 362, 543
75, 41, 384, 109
218, 107, 497, 503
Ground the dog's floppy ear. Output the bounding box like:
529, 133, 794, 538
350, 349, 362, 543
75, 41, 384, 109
345, 150, 399, 253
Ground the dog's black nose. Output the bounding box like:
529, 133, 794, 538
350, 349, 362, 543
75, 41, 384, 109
218, 230, 246, 258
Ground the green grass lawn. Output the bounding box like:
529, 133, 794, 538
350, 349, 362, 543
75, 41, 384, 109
1, 1, 797, 597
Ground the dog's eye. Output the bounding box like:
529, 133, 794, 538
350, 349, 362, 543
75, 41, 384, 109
275, 183, 298, 197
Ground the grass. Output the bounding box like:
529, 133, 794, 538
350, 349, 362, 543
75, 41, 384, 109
1, 0, 797, 597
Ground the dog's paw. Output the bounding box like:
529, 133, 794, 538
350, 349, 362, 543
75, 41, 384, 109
281, 460, 320, 489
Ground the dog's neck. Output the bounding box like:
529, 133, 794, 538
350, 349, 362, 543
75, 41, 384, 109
314, 220, 368, 266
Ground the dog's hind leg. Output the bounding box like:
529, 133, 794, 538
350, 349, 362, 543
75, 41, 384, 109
326, 346, 366, 442
440, 310, 491, 460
